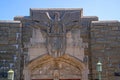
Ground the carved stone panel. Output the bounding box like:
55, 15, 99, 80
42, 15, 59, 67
30, 10, 80, 58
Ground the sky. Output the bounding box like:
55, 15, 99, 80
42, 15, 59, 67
0, 0, 120, 21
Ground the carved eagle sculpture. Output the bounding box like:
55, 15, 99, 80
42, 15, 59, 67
31, 11, 80, 58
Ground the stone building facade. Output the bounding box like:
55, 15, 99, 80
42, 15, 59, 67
0, 8, 120, 80
0, 21, 21, 80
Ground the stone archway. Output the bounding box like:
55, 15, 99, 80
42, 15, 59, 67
23, 54, 89, 80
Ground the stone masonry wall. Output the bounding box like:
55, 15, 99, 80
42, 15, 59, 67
0, 21, 21, 80
81, 16, 98, 80
91, 21, 120, 80
1, 8, 120, 80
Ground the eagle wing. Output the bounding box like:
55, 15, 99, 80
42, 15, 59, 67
31, 12, 52, 31
61, 11, 80, 31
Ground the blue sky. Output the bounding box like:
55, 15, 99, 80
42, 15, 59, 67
0, 0, 120, 21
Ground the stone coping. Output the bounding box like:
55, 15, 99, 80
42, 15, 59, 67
92, 20, 119, 24
82, 16, 98, 18
0, 20, 20, 23
30, 8, 83, 11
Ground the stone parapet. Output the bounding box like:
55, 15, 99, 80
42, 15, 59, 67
0, 20, 20, 23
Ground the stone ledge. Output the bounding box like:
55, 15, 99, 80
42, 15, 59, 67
14, 16, 31, 21
92, 20, 119, 24
82, 16, 98, 19
91, 20, 120, 26
30, 8, 83, 11
0, 20, 20, 23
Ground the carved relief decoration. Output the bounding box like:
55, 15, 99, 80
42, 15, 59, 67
22, 9, 89, 80
31, 11, 80, 58
28, 54, 84, 79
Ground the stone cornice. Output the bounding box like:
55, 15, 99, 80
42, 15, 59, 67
0, 20, 20, 23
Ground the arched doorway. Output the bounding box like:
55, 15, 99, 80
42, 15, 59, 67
23, 54, 88, 80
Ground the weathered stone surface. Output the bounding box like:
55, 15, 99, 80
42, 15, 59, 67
91, 21, 120, 80
0, 8, 120, 80
0, 21, 21, 80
